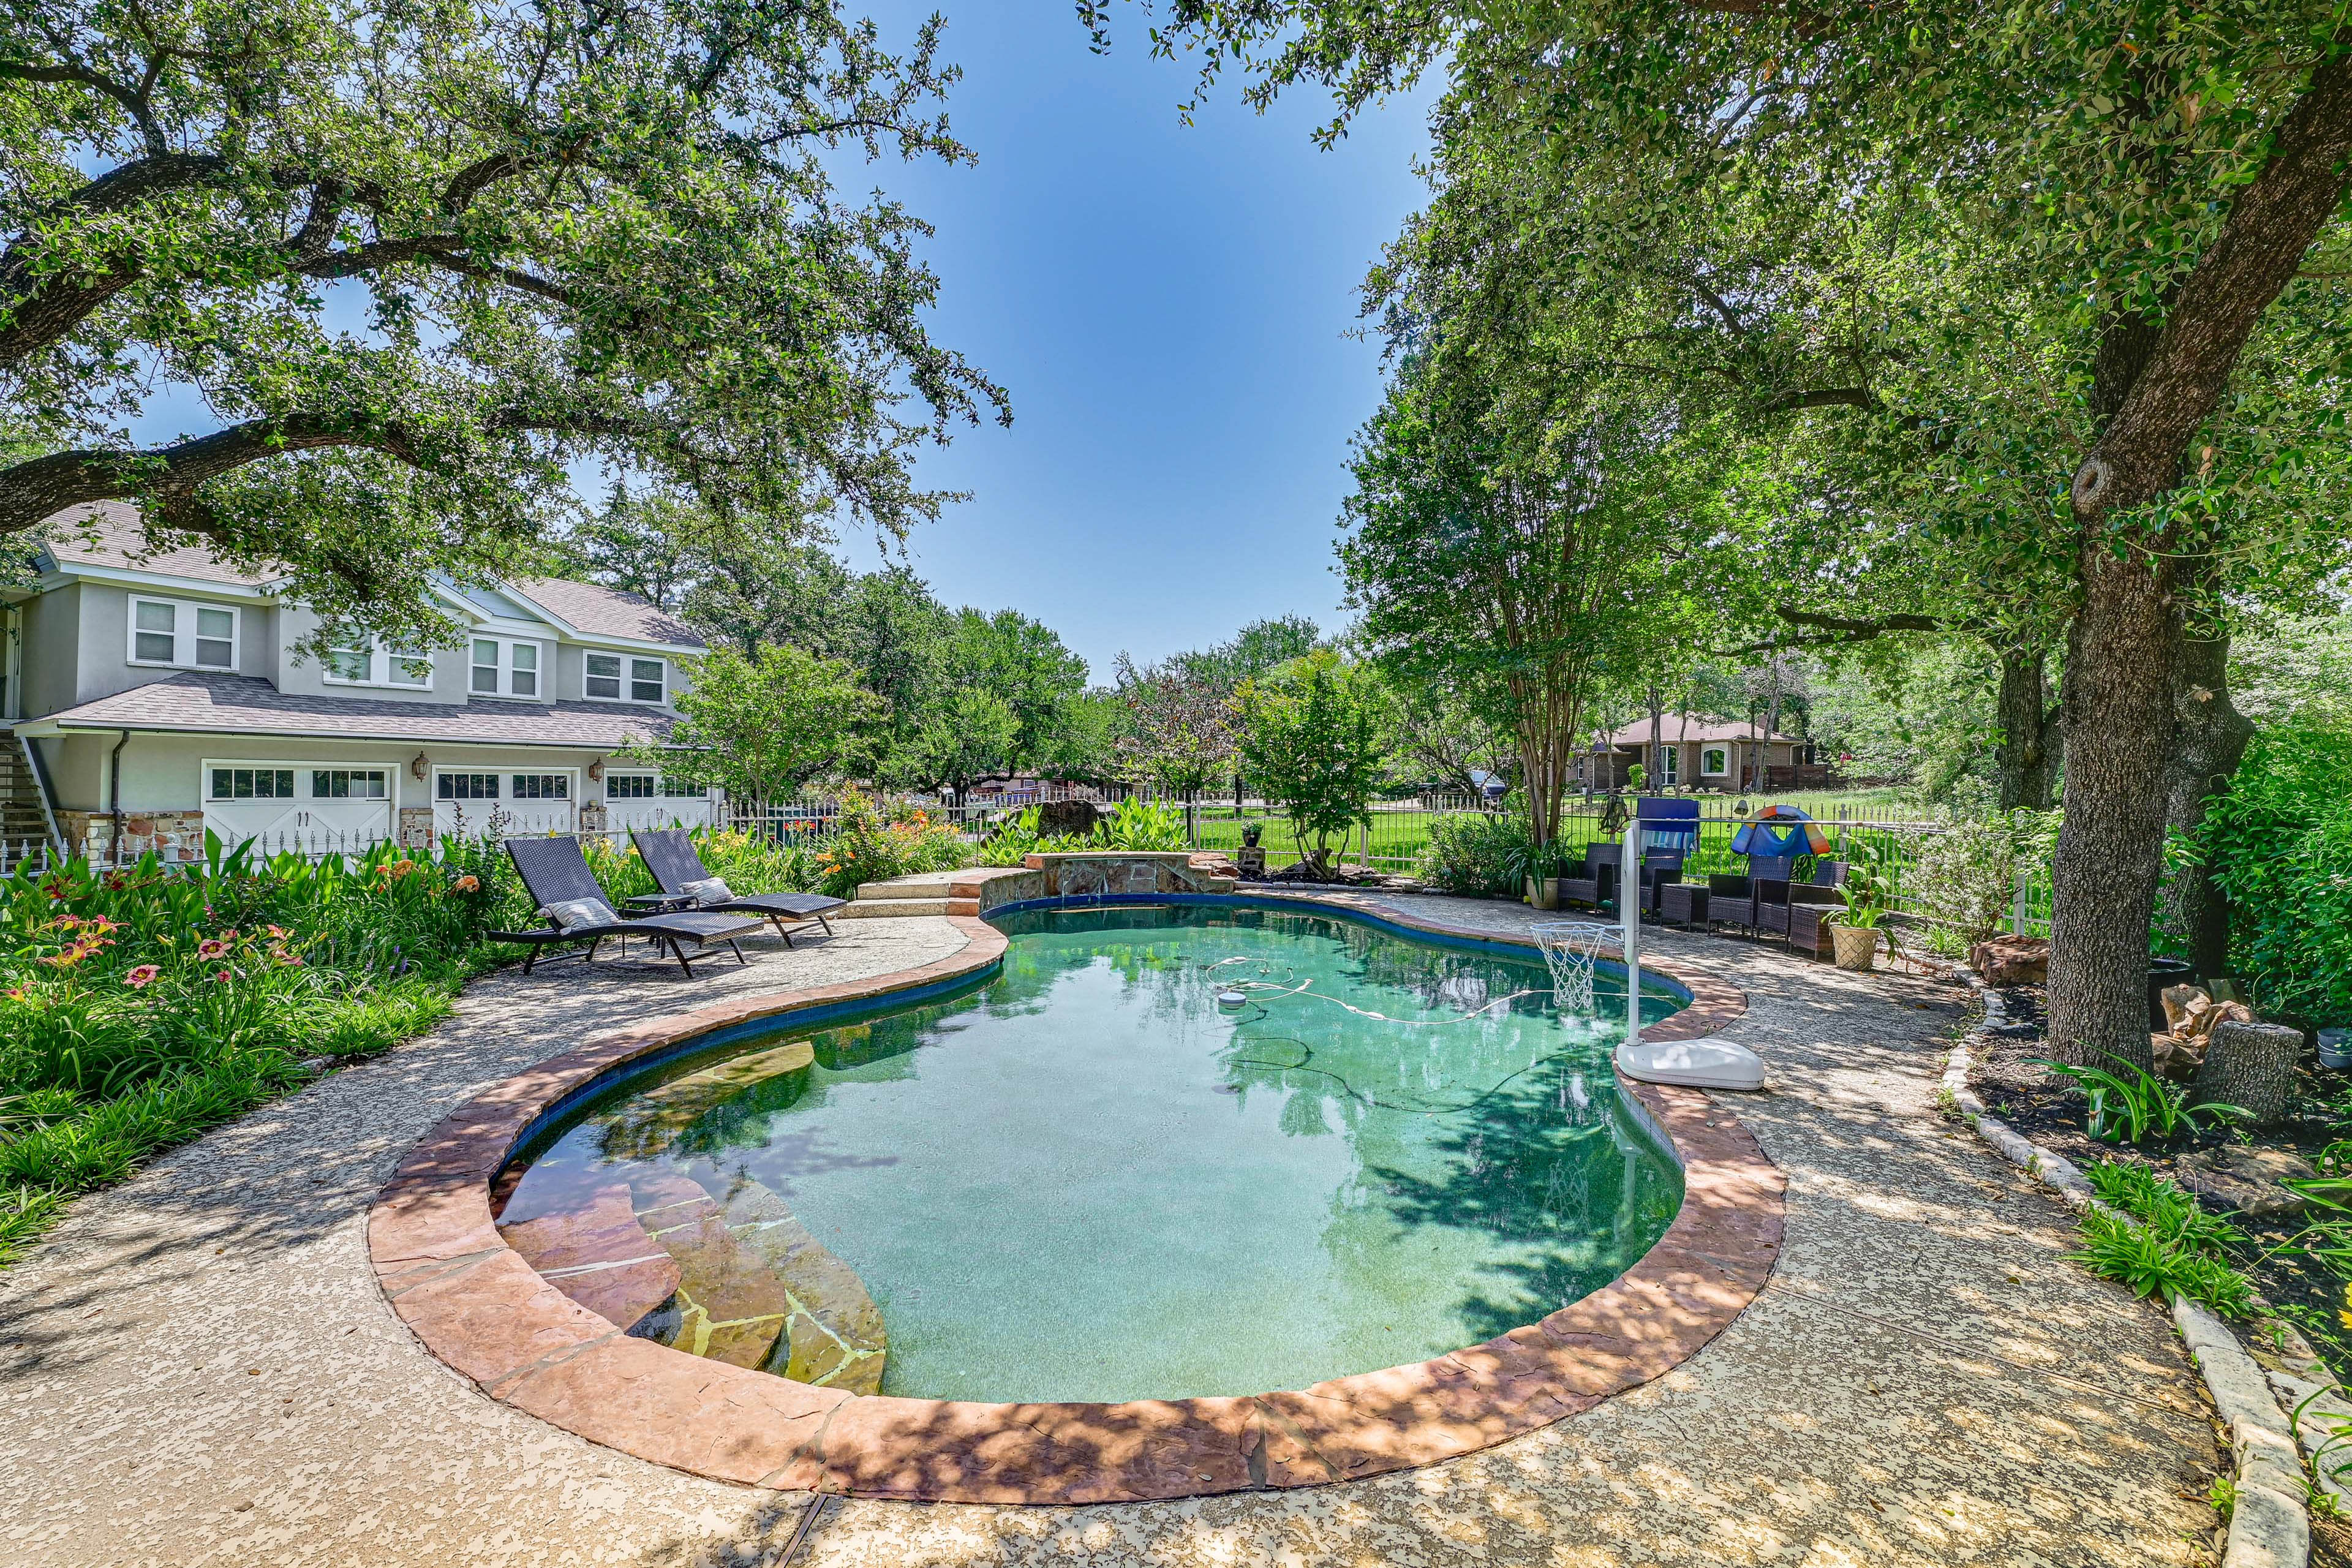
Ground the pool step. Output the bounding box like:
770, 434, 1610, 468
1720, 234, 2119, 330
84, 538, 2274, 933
839, 895, 979, 919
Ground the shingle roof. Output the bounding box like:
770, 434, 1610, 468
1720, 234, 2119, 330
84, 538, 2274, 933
31, 505, 707, 650
1599, 718, 1798, 747
37, 673, 679, 748
34, 503, 271, 587
507, 577, 704, 649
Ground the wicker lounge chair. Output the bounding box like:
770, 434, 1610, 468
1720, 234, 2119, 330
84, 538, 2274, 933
1637, 851, 1689, 924
497, 836, 762, 977
631, 828, 848, 944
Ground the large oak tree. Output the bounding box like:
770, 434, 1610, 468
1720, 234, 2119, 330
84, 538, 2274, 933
1, 0, 1006, 643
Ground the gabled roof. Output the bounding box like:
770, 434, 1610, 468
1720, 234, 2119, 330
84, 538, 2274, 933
26, 672, 679, 748
26, 504, 704, 649
33, 502, 270, 588
1599, 718, 1800, 747
507, 576, 704, 649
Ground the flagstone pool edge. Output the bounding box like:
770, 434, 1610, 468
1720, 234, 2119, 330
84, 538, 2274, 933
368, 902, 1781, 1504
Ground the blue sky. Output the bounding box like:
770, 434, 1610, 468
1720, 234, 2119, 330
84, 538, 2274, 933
832, 2, 1439, 679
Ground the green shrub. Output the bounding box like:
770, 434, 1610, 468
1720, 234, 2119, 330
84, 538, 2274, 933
2203, 724, 2352, 1023
1415, 812, 1537, 896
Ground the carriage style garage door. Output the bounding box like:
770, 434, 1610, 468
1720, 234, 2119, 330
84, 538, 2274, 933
601, 771, 715, 834
433, 767, 578, 840
203, 761, 396, 851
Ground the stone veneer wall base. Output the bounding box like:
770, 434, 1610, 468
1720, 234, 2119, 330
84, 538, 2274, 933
1943, 970, 2311, 1568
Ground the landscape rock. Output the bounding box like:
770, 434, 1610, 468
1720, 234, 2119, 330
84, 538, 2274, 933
2151, 1031, 2206, 1084
2162, 984, 2209, 1033
2174, 1145, 2317, 1219
1971, 935, 2049, 986
1036, 799, 1101, 839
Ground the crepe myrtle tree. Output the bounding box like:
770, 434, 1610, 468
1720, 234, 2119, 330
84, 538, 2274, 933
1234, 650, 1390, 876
0, 0, 1007, 650
1111, 0, 2352, 1071
650, 643, 880, 805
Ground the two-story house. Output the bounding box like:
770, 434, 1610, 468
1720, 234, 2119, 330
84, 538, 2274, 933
0, 503, 717, 861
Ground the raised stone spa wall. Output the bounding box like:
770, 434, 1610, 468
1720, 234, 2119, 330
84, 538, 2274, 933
369, 899, 1781, 1504
1020, 850, 1238, 899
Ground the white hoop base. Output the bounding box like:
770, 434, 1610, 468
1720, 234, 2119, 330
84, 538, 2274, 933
1614, 1036, 1766, 1092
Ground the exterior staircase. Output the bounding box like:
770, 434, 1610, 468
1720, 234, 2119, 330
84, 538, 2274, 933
0, 730, 59, 867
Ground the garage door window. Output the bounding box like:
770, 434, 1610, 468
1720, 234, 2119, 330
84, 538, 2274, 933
436, 773, 500, 800
209, 767, 295, 800
313, 769, 388, 799
511, 773, 570, 800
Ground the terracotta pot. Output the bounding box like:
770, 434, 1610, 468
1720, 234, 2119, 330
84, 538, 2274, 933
1831, 924, 1878, 971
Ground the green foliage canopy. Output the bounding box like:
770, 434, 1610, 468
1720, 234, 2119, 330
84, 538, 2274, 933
1234, 650, 1389, 870
656, 643, 880, 801
0, 0, 1007, 646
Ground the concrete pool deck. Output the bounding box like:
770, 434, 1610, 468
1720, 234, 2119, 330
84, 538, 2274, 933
0, 895, 2222, 1566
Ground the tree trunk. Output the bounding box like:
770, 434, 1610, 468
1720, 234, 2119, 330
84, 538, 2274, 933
2190, 1020, 2303, 1128
1994, 640, 2060, 812
2043, 49, 2352, 1071
2156, 579, 2255, 981
2047, 549, 2177, 1072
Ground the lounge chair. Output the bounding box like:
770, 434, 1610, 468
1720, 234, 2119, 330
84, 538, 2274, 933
631, 828, 848, 944
497, 836, 763, 978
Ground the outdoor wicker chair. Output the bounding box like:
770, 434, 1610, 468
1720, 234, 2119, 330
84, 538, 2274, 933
1557, 842, 1620, 911
1781, 862, 1851, 957
632, 828, 848, 944
497, 835, 763, 977
1706, 854, 1797, 937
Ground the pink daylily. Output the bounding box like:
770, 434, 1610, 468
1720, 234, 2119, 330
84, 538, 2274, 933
124, 965, 160, 989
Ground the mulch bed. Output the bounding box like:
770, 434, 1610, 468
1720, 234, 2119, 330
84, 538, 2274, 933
1967, 984, 2352, 1396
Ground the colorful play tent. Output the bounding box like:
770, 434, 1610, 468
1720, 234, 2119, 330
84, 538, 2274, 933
1730, 804, 1832, 859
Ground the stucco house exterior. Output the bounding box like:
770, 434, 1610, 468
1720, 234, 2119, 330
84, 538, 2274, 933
1578, 718, 1824, 793
0, 504, 717, 862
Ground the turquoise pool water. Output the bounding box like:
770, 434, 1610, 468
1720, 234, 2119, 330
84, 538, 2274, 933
500, 903, 1686, 1403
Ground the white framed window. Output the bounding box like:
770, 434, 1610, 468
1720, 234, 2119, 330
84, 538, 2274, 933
585, 652, 667, 704
1701, 746, 1730, 777
129, 596, 238, 672
208, 765, 295, 801
435, 772, 500, 801
469, 638, 543, 699
323, 639, 432, 690
1660, 747, 1679, 785
311, 768, 388, 800
510, 772, 570, 800
607, 772, 704, 799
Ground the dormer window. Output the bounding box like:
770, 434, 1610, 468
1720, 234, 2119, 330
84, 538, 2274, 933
324, 638, 433, 690
129, 597, 238, 671
470, 638, 542, 699
585, 652, 666, 704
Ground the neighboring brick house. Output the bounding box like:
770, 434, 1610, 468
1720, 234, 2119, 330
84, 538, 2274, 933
0, 504, 715, 861
1578, 718, 1825, 793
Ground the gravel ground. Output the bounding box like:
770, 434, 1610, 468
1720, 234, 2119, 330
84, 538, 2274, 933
0, 897, 2225, 1567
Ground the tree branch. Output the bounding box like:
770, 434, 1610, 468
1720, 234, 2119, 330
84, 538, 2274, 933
0, 153, 230, 364
1754, 385, 1872, 414
0, 415, 421, 535
0, 58, 164, 151
2072, 45, 2352, 523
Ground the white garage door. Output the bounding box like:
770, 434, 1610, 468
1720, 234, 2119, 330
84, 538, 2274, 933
602, 771, 715, 834
203, 762, 395, 854
434, 767, 578, 840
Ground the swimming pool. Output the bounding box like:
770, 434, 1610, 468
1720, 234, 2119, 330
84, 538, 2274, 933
494, 902, 1687, 1404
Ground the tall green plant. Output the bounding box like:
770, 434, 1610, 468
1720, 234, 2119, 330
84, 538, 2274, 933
2203, 725, 2352, 1022
1235, 652, 1390, 875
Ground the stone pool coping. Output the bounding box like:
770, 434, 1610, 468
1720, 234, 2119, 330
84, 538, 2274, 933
368, 900, 1783, 1505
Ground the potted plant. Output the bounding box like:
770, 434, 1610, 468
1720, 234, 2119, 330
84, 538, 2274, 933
1829, 845, 1898, 972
